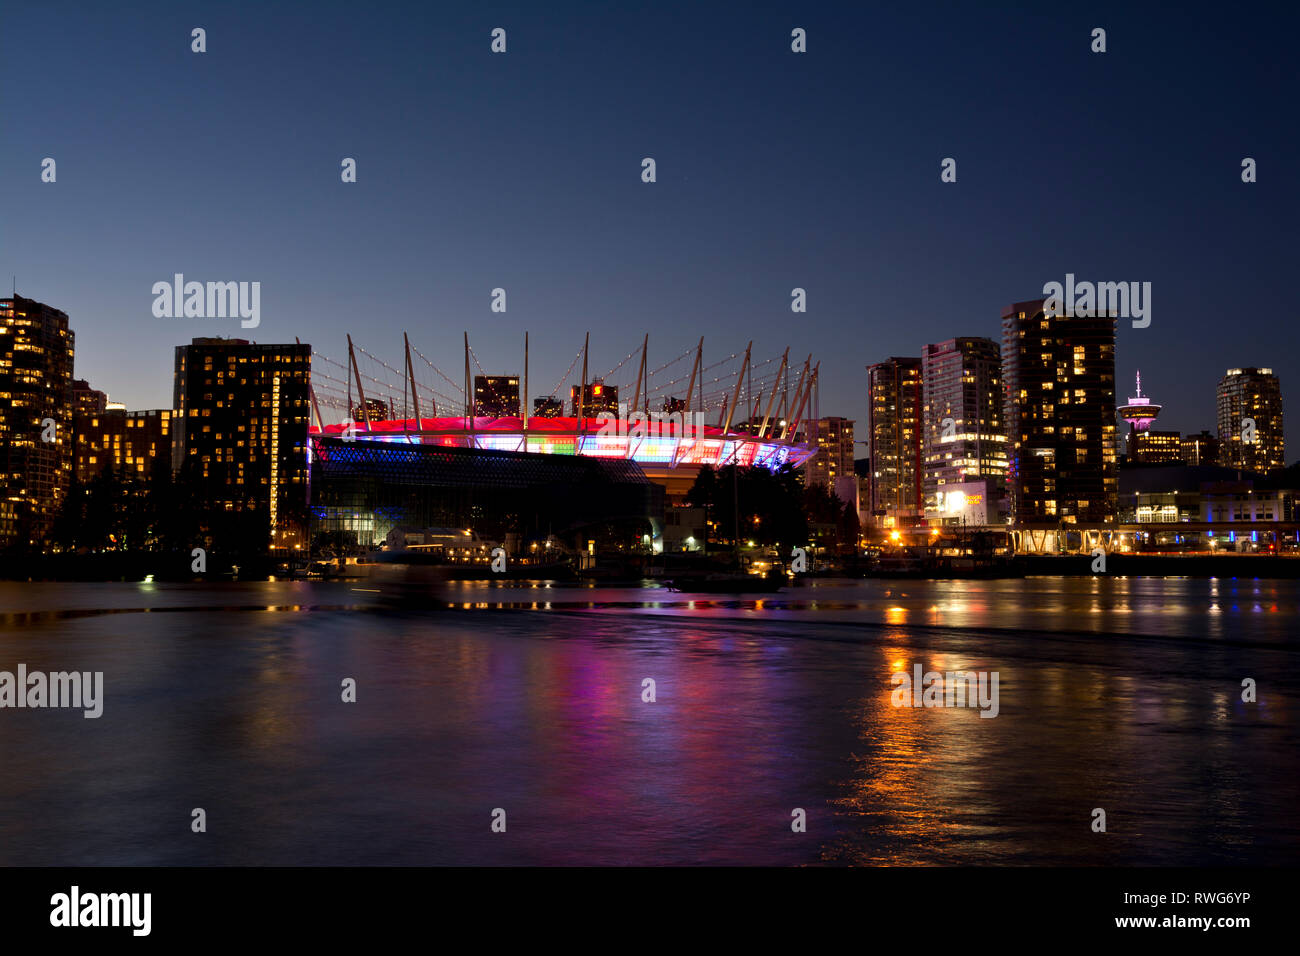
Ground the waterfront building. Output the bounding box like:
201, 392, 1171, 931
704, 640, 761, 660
867, 357, 923, 526
1001, 297, 1117, 527
309, 436, 662, 554
921, 337, 1007, 524
172, 337, 311, 549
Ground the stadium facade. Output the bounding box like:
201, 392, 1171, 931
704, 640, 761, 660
308, 416, 814, 552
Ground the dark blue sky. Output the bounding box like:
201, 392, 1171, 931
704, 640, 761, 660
3, 1, 1296, 448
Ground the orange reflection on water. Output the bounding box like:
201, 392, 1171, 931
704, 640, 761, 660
822, 643, 1014, 865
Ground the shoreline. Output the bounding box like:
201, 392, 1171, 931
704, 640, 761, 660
6, 551, 1300, 582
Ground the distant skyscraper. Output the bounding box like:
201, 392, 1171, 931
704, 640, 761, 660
1129, 430, 1182, 464
806, 417, 855, 488
172, 337, 311, 548
1002, 298, 1117, 526
532, 395, 564, 419
72, 379, 107, 416
0, 295, 75, 549
1181, 430, 1219, 467
921, 337, 1006, 518
867, 357, 923, 525
571, 378, 618, 417
1217, 367, 1284, 472
474, 374, 521, 418
350, 397, 389, 425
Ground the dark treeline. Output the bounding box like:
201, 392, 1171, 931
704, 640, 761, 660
2, 459, 289, 579
684, 464, 859, 554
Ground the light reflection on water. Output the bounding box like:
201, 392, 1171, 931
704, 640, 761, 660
0, 577, 1294, 865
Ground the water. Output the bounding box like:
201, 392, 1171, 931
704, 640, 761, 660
0, 577, 1295, 865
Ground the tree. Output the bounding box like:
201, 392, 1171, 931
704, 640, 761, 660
685, 464, 809, 553
803, 480, 860, 549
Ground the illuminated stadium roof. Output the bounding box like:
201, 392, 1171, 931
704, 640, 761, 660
310, 416, 815, 471
308, 332, 821, 476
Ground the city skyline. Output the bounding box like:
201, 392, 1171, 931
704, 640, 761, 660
2, 2, 1298, 905
2, 2, 1295, 449
20, 296, 1285, 460
12, 287, 1290, 472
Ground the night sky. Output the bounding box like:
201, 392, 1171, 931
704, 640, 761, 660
3, 1, 1296, 449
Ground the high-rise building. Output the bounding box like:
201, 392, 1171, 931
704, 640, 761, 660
805, 417, 855, 488
75, 404, 172, 482
1129, 430, 1182, 464
350, 397, 389, 425
1181, 430, 1220, 467
74, 404, 125, 483
867, 357, 923, 525
172, 337, 311, 549
72, 379, 107, 416
1001, 298, 1117, 526
921, 337, 1007, 520
532, 395, 564, 419
571, 378, 619, 417
121, 409, 171, 478
474, 375, 521, 418
0, 295, 75, 549
1217, 367, 1284, 472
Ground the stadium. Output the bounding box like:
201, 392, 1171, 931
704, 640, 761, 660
305, 333, 820, 553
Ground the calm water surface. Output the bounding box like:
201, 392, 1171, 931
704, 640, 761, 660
0, 576, 1295, 865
